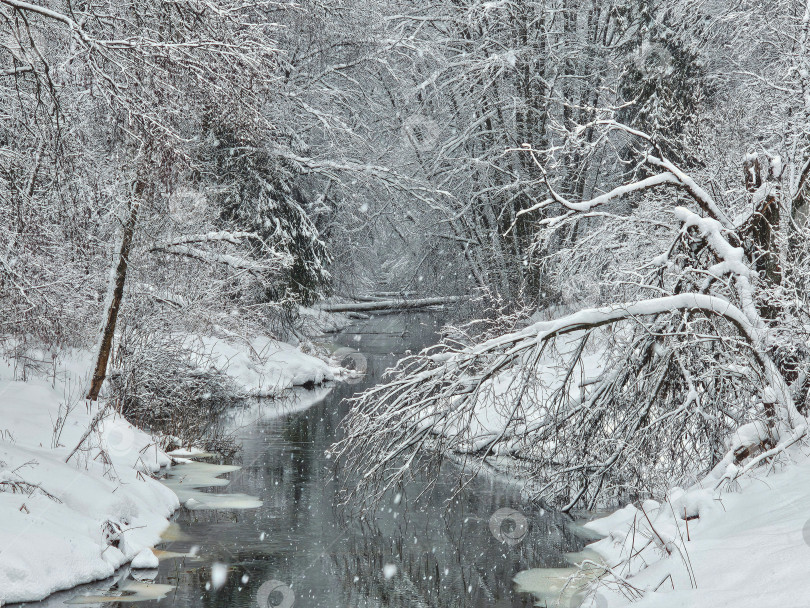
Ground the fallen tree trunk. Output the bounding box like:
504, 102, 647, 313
317, 296, 461, 313
372, 291, 418, 298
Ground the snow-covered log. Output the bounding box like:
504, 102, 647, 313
151, 244, 287, 274
317, 296, 461, 313
153, 231, 259, 248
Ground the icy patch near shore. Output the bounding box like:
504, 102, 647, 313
161, 461, 262, 510
65, 579, 174, 604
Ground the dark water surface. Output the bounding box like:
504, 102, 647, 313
23, 313, 586, 608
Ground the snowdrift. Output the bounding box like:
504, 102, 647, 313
190, 334, 337, 396
527, 441, 810, 607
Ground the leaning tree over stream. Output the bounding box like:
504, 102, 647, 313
336, 108, 810, 510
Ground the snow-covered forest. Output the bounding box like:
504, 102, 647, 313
3, 0, 810, 606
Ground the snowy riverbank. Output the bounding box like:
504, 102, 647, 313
0, 348, 177, 604
188, 333, 338, 397
0, 333, 339, 604
516, 437, 810, 608
581, 443, 810, 608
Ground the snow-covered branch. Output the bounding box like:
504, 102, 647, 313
338, 289, 803, 509
151, 244, 290, 275
153, 231, 260, 248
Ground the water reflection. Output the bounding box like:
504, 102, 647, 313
65, 580, 174, 604
17, 313, 587, 608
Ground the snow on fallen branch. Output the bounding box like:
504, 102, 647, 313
150, 243, 292, 275
337, 292, 803, 510
436, 293, 796, 425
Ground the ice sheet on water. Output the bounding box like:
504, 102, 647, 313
161, 461, 262, 510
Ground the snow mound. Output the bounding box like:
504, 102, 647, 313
131, 549, 159, 569
190, 334, 337, 396
576, 442, 810, 608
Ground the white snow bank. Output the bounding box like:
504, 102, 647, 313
583, 503, 639, 538
188, 334, 338, 397
0, 351, 178, 604
565, 443, 810, 608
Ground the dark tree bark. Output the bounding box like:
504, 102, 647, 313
86, 184, 142, 401
743, 154, 782, 321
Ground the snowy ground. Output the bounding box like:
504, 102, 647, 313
584, 444, 810, 608
0, 332, 339, 604
516, 440, 810, 608
0, 349, 178, 604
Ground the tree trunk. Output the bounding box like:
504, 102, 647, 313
86, 186, 142, 401
743, 153, 782, 321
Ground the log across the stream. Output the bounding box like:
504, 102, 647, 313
317, 295, 461, 313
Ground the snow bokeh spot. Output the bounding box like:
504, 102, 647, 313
256, 579, 295, 608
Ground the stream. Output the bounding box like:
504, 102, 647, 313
22, 313, 590, 608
